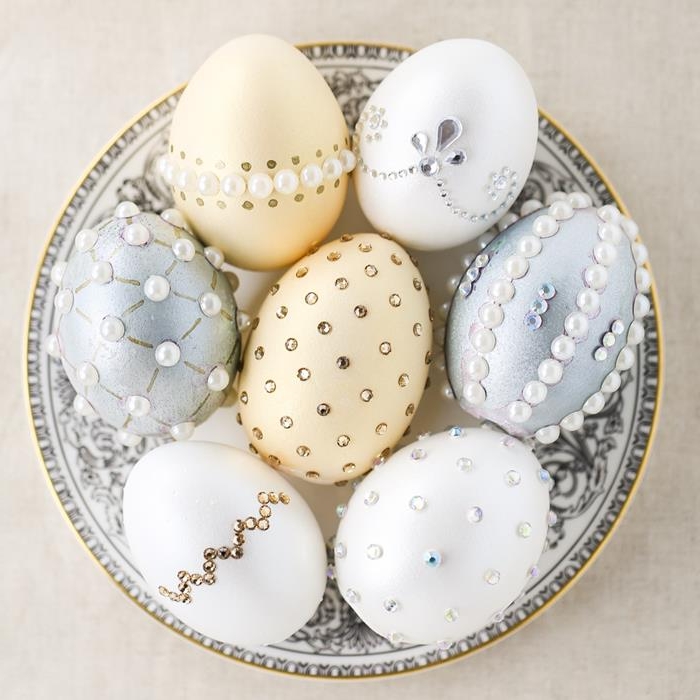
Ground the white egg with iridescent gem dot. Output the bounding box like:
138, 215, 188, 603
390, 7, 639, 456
334, 428, 551, 647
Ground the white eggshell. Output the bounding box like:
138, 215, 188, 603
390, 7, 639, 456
123, 441, 327, 646
238, 233, 433, 484
334, 428, 550, 646
168, 34, 351, 270
353, 39, 538, 250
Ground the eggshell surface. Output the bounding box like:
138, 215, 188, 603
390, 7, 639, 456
166, 34, 352, 270
238, 233, 433, 484
334, 428, 551, 646
123, 441, 327, 646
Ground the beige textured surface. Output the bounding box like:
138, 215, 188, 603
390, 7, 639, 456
1, 0, 697, 697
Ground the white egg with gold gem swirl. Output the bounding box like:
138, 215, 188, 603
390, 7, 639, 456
123, 441, 327, 646
352, 39, 538, 251
237, 233, 432, 484
334, 427, 551, 647
165, 34, 354, 271
45, 203, 240, 445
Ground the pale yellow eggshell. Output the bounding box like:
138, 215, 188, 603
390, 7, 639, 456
238, 233, 433, 484
168, 34, 350, 270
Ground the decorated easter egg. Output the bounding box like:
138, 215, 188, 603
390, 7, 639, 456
46, 203, 240, 445
334, 427, 551, 646
353, 39, 537, 251
237, 233, 432, 484
123, 441, 327, 646
445, 193, 652, 444
164, 34, 354, 271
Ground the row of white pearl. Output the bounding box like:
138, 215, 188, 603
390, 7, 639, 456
158, 150, 357, 200
46, 202, 234, 446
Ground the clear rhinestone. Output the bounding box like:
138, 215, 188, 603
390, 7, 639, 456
387, 631, 404, 645
419, 157, 439, 176
457, 457, 473, 471
467, 506, 483, 523
436, 639, 454, 651
334, 542, 346, 559
411, 448, 426, 461
444, 608, 459, 623
474, 253, 489, 268
336, 504, 347, 519
517, 522, 532, 538
494, 175, 508, 190
538, 282, 556, 299
466, 267, 480, 282
423, 550, 442, 568
345, 588, 360, 604
449, 426, 464, 438
531, 298, 549, 314
505, 469, 521, 486
612, 319, 625, 335
603, 332, 616, 347
458, 280, 473, 297
529, 565, 540, 578
548, 510, 558, 526
484, 569, 501, 585
492, 611, 505, 624
524, 311, 543, 330
409, 496, 427, 511
383, 598, 399, 613
364, 491, 379, 506
594, 347, 608, 361
538, 469, 551, 484
366, 544, 383, 559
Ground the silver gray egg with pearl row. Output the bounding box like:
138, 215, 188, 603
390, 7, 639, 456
46, 202, 241, 445
445, 192, 652, 444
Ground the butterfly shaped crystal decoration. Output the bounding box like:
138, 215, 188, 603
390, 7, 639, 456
411, 117, 467, 177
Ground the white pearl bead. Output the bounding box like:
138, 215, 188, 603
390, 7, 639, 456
621, 217, 639, 241
273, 169, 300, 195
434, 326, 446, 348
461, 381, 486, 406
248, 173, 274, 199
551, 335, 576, 361
584, 264, 608, 290
124, 222, 150, 246
76, 361, 99, 386
45, 334, 61, 358
634, 293, 651, 318
54, 289, 73, 314
470, 327, 496, 353
199, 292, 222, 317
441, 381, 454, 399
300, 163, 323, 188
117, 430, 142, 447
601, 370, 622, 393
517, 235, 542, 258
144, 275, 170, 302
464, 355, 489, 381
497, 213, 518, 231
160, 208, 188, 229
197, 171, 220, 196
546, 191, 567, 205
523, 380, 547, 405
204, 246, 224, 269
461, 253, 474, 269
176, 167, 197, 192
162, 160, 177, 185
236, 310, 251, 331
339, 149, 357, 172
564, 312, 589, 339
632, 243, 648, 265
224, 271, 239, 292
126, 395, 151, 417
616, 346, 635, 371
172, 238, 195, 262
567, 191, 592, 209
50, 261, 67, 286
114, 201, 140, 218
73, 394, 96, 417
636, 267, 651, 292
532, 214, 559, 238
155, 340, 181, 367
593, 241, 617, 267
582, 392, 605, 414
549, 200, 574, 220
170, 422, 195, 441
488, 279, 514, 303
504, 255, 528, 279
597, 204, 621, 223
446, 274, 461, 294
478, 303, 504, 328
507, 401, 532, 423
157, 155, 169, 176
438, 301, 451, 321
538, 358, 564, 385
90, 260, 113, 285
627, 320, 645, 345
221, 174, 246, 198
99, 316, 125, 342
576, 288, 600, 317
560, 411, 584, 431
75, 228, 98, 253
322, 157, 343, 181
207, 365, 230, 392
535, 425, 560, 444
597, 222, 622, 245
435, 353, 446, 372
520, 199, 543, 217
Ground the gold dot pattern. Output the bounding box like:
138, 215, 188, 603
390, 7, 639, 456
237, 233, 432, 484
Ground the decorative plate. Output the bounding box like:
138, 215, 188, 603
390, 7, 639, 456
25, 41, 662, 679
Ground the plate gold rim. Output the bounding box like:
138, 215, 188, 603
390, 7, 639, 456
23, 40, 664, 680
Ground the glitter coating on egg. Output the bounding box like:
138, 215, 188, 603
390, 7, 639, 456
445, 194, 651, 443
123, 441, 327, 646
237, 233, 432, 484
165, 34, 354, 270
46, 203, 240, 445
334, 428, 551, 646
353, 39, 537, 251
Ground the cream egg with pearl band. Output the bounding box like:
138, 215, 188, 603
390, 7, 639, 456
443, 191, 651, 443
46, 202, 240, 445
